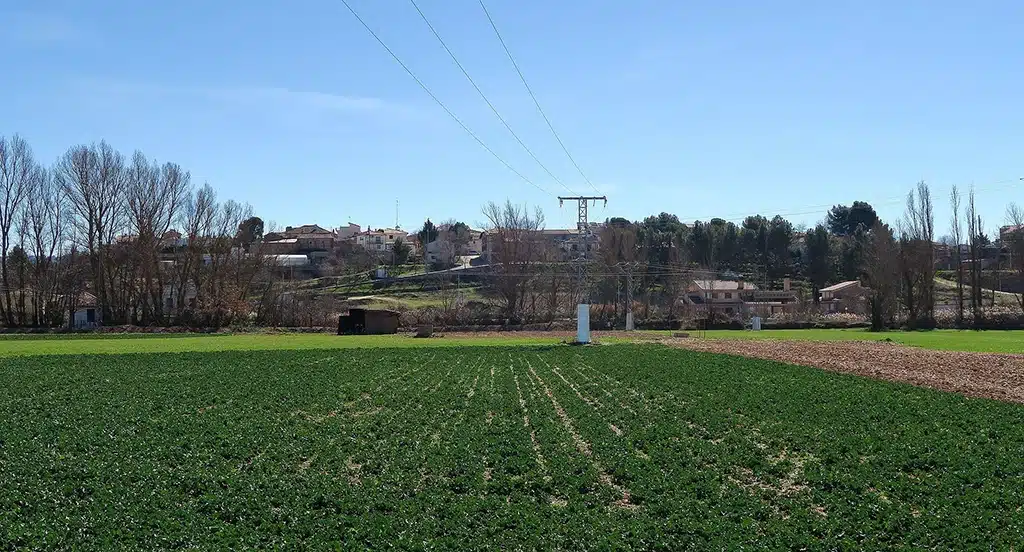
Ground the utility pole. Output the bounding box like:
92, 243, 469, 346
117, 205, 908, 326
615, 261, 637, 330
558, 196, 606, 342
625, 262, 635, 331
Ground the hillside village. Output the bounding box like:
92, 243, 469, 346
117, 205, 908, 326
1, 133, 1021, 331
49, 203, 1024, 327
104, 215, 887, 329
177, 214, 1015, 326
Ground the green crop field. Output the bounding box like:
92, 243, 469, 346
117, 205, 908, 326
699, 328, 1024, 353
2, 327, 1023, 357
0, 333, 566, 357
2, 345, 1022, 548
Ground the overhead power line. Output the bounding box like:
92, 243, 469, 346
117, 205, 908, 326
408, 0, 576, 195
478, 0, 601, 195
339, 0, 550, 196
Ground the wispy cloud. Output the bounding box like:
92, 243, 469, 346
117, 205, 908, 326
3, 12, 90, 44
72, 78, 411, 123
202, 86, 391, 113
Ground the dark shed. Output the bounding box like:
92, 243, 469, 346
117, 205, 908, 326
338, 308, 400, 335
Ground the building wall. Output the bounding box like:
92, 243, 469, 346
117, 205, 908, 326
336, 224, 361, 240
297, 237, 334, 251
339, 310, 400, 334
73, 307, 101, 328
364, 311, 400, 334
821, 287, 868, 314
356, 231, 408, 252
264, 241, 300, 255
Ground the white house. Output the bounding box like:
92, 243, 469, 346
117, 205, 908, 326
425, 226, 485, 266
354, 228, 408, 252
72, 293, 101, 328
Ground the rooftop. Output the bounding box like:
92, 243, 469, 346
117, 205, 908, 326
691, 280, 759, 291
359, 228, 406, 235
819, 280, 861, 293
78, 292, 98, 307
264, 254, 310, 267
284, 224, 332, 235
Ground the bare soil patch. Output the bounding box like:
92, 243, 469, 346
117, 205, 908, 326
667, 338, 1024, 403
440, 330, 663, 341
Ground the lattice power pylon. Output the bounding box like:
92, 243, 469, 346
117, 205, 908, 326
558, 196, 606, 304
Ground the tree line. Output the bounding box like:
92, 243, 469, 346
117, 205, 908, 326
0, 134, 272, 328
4, 132, 1020, 329
483, 183, 1022, 329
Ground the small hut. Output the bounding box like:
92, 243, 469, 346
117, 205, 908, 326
338, 308, 400, 335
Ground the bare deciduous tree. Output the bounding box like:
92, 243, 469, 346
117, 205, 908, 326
199, 198, 253, 326
126, 151, 191, 323
22, 166, 72, 326
0, 135, 39, 324
54, 142, 127, 322
899, 181, 936, 328
966, 188, 983, 324
949, 185, 964, 325
1006, 202, 1024, 313
538, 242, 567, 321
482, 200, 544, 321
662, 233, 689, 321
168, 184, 207, 323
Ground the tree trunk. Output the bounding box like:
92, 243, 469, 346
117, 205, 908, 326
956, 261, 964, 326
0, 249, 11, 326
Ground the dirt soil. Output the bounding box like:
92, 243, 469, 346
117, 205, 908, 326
440, 330, 664, 341
666, 338, 1024, 404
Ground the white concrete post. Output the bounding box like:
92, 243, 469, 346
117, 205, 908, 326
577, 304, 591, 343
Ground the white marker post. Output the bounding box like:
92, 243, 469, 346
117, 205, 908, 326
577, 304, 591, 344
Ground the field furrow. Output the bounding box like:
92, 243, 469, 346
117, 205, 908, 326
511, 359, 549, 478
526, 358, 636, 509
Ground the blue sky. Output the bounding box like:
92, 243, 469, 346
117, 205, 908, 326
4, 0, 1023, 236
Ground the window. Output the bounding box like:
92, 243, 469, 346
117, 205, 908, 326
725, 292, 732, 299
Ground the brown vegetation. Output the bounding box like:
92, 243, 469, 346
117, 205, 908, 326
667, 338, 1024, 403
